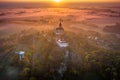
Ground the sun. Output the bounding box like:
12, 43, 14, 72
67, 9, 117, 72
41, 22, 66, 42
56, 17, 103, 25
54, 0, 61, 2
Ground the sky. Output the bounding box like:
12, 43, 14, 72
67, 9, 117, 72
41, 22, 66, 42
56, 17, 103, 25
0, 0, 120, 2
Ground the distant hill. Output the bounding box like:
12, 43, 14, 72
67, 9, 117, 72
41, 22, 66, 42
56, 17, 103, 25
103, 23, 120, 34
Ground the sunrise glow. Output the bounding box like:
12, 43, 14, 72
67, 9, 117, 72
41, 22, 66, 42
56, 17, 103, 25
54, 0, 61, 2
0, 0, 120, 2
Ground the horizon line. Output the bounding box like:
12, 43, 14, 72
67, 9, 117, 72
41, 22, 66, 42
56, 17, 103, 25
0, 0, 120, 3
0, 1, 120, 3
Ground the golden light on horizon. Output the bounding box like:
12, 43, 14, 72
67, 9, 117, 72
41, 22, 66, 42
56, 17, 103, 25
54, 0, 61, 2
0, 0, 120, 2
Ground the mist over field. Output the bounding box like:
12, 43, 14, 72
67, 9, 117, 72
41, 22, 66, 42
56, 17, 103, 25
0, 2, 120, 80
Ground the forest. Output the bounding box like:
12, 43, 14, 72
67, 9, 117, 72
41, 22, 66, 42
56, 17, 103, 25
0, 28, 120, 80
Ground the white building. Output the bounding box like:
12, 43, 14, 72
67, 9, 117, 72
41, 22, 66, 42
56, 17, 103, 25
56, 39, 69, 48
54, 19, 69, 48
54, 20, 64, 35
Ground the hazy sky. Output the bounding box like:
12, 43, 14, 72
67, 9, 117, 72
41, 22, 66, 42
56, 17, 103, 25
0, 0, 120, 2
